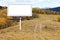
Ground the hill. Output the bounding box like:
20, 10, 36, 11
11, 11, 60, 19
0, 6, 60, 40
32, 8, 60, 14
46, 7, 60, 12
0, 13, 60, 40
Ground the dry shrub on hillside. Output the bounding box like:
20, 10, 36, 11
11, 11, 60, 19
0, 17, 14, 29
22, 13, 39, 20
0, 8, 15, 29
32, 8, 60, 15
32, 13, 39, 18
56, 15, 60, 22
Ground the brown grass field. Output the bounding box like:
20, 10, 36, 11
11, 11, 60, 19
0, 13, 60, 40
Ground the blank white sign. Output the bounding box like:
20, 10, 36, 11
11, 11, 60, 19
7, 4, 32, 16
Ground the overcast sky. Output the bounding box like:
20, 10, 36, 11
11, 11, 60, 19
0, 0, 60, 8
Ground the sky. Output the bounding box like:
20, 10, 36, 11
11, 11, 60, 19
0, 0, 60, 8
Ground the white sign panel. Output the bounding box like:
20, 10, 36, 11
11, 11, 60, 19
7, 4, 32, 16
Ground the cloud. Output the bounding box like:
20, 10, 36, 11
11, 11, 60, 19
0, 0, 15, 6
0, 0, 60, 8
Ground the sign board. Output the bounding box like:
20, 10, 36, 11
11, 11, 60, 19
7, 4, 32, 30
7, 4, 32, 16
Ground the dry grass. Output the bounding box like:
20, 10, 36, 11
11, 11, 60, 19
0, 14, 60, 40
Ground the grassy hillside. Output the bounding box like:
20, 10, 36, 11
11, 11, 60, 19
0, 6, 60, 40
0, 7, 18, 29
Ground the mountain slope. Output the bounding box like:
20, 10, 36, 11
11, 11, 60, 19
46, 7, 60, 12
0, 14, 60, 40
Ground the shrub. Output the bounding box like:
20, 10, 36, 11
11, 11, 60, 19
0, 9, 15, 29
56, 15, 60, 22
0, 6, 3, 9
0, 17, 14, 29
32, 13, 39, 18
25, 13, 39, 20
25, 16, 31, 20
0, 18, 7, 29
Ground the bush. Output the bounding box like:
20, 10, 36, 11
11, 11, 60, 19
0, 17, 14, 29
56, 15, 60, 22
25, 16, 31, 20
25, 13, 39, 20
32, 13, 39, 18
0, 7, 20, 29
0, 18, 7, 29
